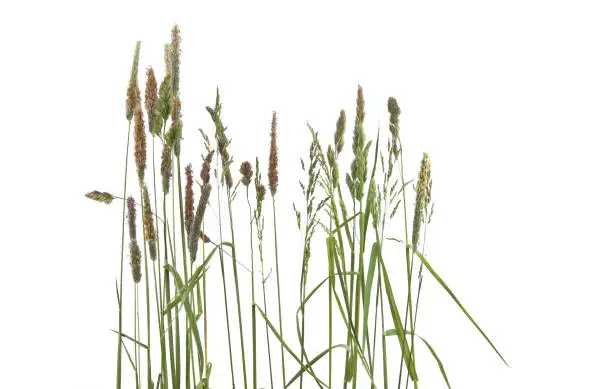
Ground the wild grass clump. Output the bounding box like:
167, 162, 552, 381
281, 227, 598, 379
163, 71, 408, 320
86, 25, 507, 389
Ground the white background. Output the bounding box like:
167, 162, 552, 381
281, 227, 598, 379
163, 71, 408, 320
1, 1, 611, 388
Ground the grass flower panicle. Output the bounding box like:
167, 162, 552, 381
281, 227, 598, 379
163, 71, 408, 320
85, 190, 114, 204
161, 144, 172, 195
134, 105, 147, 183
240, 161, 253, 186
145, 67, 158, 134
268, 111, 279, 197
184, 164, 194, 236
189, 183, 212, 263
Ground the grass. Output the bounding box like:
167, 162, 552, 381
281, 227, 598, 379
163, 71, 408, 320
86, 25, 508, 389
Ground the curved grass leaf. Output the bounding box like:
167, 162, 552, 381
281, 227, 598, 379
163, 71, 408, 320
408, 245, 508, 366
287, 344, 347, 387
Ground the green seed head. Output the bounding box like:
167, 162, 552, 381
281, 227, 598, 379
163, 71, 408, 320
85, 191, 114, 204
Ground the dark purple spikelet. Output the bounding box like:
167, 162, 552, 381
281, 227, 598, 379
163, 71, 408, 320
134, 106, 147, 183
184, 164, 194, 236
145, 67, 158, 134
268, 111, 279, 197
189, 183, 212, 262
161, 144, 172, 194
201, 150, 214, 186
127, 196, 137, 241
240, 161, 253, 186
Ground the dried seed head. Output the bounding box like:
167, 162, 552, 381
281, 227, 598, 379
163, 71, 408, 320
134, 106, 147, 183
412, 153, 432, 248
145, 67, 158, 135
161, 144, 172, 194
335, 109, 346, 155
125, 41, 141, 121
130, 240, 142, 283
189, 183, 212, 262
127, 196, 137, 241
201, 150, 214, 185
85, 191, 114, 204
387, 97, 401, 159
169, 24, 181, 97
268, 111, 279, 197
240, 161, 253, 186
184, 164, 194, 236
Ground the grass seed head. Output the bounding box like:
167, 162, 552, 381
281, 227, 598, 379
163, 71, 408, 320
130, 240, 142, 283
85, 191, 114, 204
201, 150, 214, 185
189, 183, 212, 262
412, 153, 432, 248
133, 105, 147, 183
185, 164, 194, 236
268, 111, 279, 197
142, 185, 157, 261
335, 109, 346, 155
145, 67, 158, 134
240, 161, 253, 186
388, 97, 401, 159
154, 75, 172, 134
169, 24, 181, 97
127, 196, 137, 241
125, 41, 141, 121
161, 143, 172, 194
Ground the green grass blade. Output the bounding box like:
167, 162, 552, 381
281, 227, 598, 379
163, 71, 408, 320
112, 329, 149, 349
384, 330, 451, 389
362, 242, 379, 338
409, 245, 508, 366
287, 344, 347, 387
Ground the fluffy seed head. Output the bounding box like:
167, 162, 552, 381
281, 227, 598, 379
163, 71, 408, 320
85, 191, 114, 204
134, 106, 147, 183
145, 67, 158, 134
335, 109, 346, 155
130, 240, 142, 283
154, 75, 172, 134
240, 161, 253, 186
184, 164, 194, 236
268, 111, 279, 197
161, 144, 172, 194
127, 196, 137, 241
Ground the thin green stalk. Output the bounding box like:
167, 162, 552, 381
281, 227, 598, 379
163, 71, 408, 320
202, 214, 209, 370
175, 155, 192, 389
117, 120, 131, 389
134, 285, 141, 389
216, 160, 236, 389
247, 194, 257, 389
226, 185, 248, 389
272, 198, 287, 387
351, 201, 364, 389
171, 155, 181, 388
343, 200, 357, 389
163, 195, 177, 388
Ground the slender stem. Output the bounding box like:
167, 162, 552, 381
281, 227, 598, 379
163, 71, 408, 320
216, 158, 236, 389
163, 195, 177, 388
352, 200, 364, 389
117, 120, 131, 389
226, 185, 248, 389
171, 155, 181, 388
134, 284, 140, 389
272, 198, 287, 388
247, 193, 257, 389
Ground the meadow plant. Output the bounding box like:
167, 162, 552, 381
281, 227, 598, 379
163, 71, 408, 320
87, 26, 507, 389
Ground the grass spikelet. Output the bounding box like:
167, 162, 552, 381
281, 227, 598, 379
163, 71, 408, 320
388, 97, 401, 159
125, 41, 141, 121
169, 24, 181, 97
412, 153, 432, 248
240, 161, 253, 186
154, 75, 172, 135
184, 164, 194, 236
129, 240, 142, 283
335, 109, 346, 155
207, 89, 233, 188
268, 111, 279, 197
127, 196, 137, 241
201, 150, 214, 185
161, 144, 172, 194
145, 67, 158, 134
134, 106, 147, 183
142, 185, 157, 261
188, 183, 212, 263
85, 190, 114, 204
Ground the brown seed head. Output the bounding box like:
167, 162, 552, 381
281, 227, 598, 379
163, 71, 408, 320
268, 111, 279, 197
85, 191, 114, 204
240, 161, 253, 186
142, 185, 157, 261
130, 240, 142, 283
200, 232, 211, 243
125, 41, 141, 121
184, 164, 194, 236
134, 105, 147, 183
145, 67, 158, 134
189, 183, 212, 262
161, 144, 172, 194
